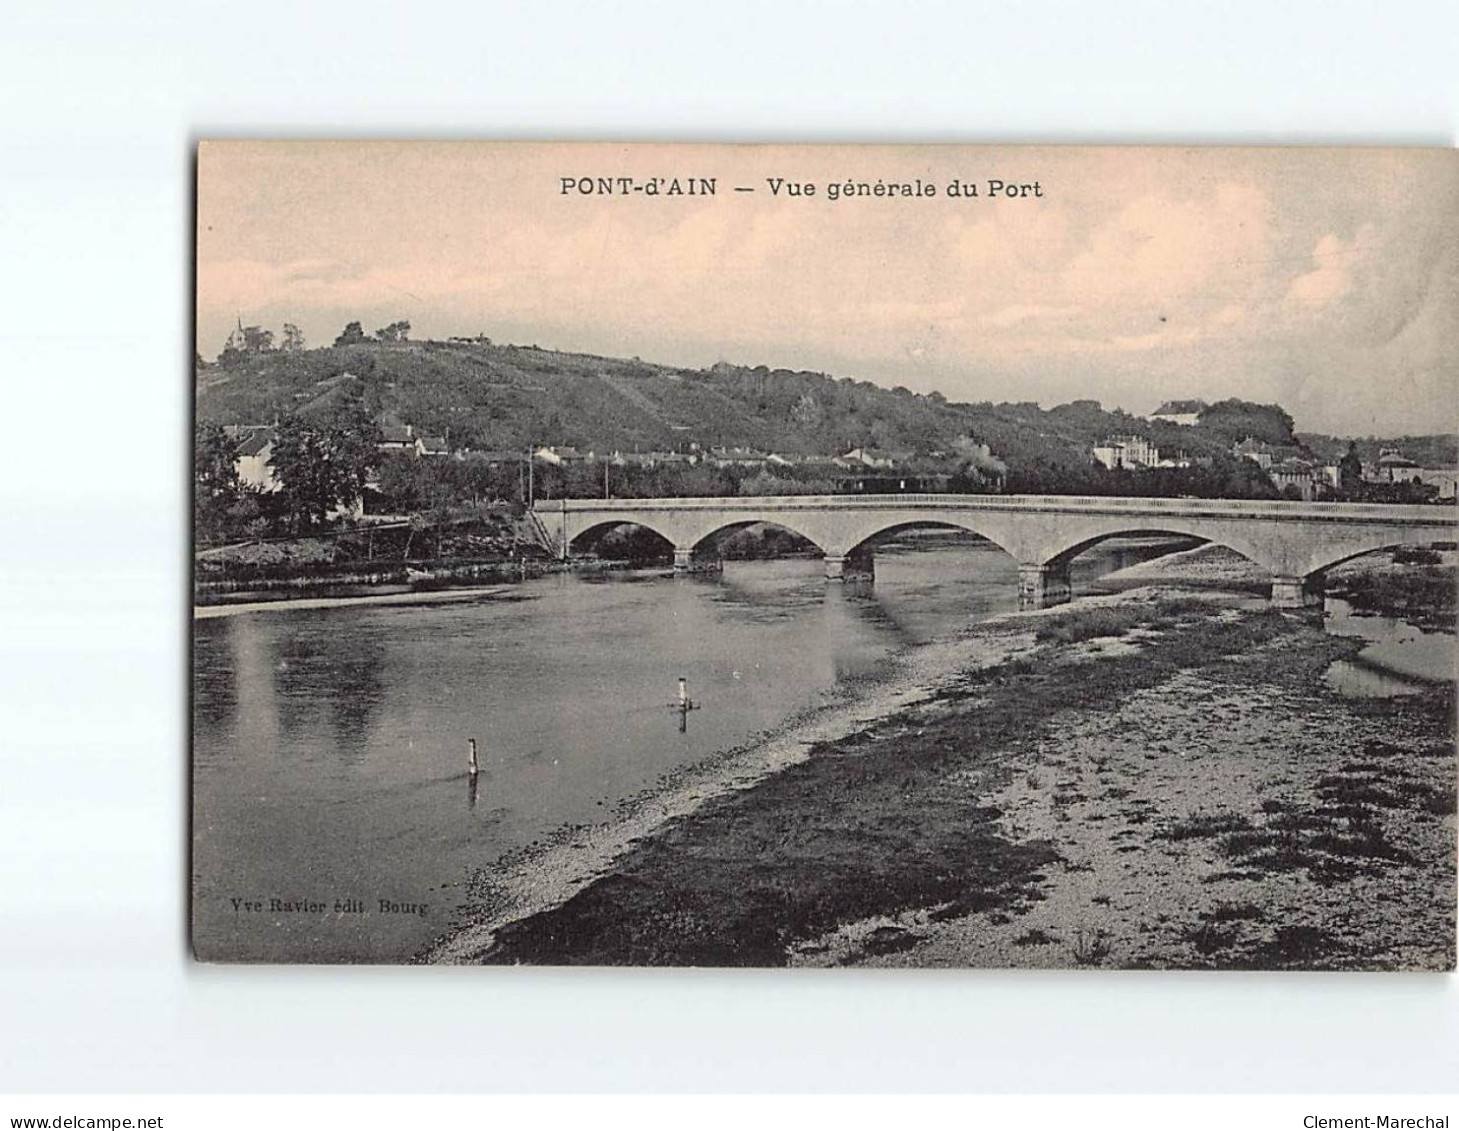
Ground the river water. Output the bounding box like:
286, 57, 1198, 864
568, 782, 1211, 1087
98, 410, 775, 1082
190, 535, 1187, 963
1322, 598, 1456, 699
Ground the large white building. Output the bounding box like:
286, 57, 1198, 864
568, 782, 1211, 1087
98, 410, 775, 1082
1147, 399, 1207, 427
1092, 435, 1159, 470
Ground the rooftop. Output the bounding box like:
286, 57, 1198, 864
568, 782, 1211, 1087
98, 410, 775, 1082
1152, 399, 1207, 415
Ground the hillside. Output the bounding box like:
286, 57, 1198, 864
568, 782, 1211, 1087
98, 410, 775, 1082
197, 337, 1299, 483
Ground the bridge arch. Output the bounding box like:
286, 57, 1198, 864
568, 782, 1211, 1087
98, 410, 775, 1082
1039, 523, 1271, 576
839, 518, 1020, 562
1303, 532, 1448, 579
686, 518, 827, 559
685, 516, 830, 557
567, 518, 680, 557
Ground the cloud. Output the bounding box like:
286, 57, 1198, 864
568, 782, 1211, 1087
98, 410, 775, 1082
196, 143, 1458, 434
1284, 226, 1376, 311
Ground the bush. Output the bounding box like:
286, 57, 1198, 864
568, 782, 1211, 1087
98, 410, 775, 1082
1034, 606, 1143, 645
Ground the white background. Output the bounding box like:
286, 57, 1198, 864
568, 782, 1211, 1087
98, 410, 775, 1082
1, 0, 1456, 1095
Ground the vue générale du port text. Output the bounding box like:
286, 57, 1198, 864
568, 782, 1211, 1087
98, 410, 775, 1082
558, 176, 1044, 201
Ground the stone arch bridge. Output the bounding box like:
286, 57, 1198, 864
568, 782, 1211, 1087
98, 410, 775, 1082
533, 494, 1456, 609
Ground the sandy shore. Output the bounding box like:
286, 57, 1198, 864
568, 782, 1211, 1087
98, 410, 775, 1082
424, 545, 1456, 969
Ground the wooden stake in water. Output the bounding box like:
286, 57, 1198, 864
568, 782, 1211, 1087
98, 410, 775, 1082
678, 677, 689, 710
468, 738, 479, 777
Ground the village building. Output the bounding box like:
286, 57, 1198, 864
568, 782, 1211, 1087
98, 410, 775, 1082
1232, 437, 1275, 469
1414, 468, 1459, 500
647, 451, 697, 467
232, 428, 280, 492
1146, 398, 1207, 427
1092, 435, 1160, 470
1360, 448, 1456, 499
1368, 448, 1422, 484
1268, 457, 1323, 501
609, 450, 700, 468
706, 446, 771, 468
378, 422, 416, 452
843, 473, 952, 494
533, 445, 592, 465
836, 447, 900, 470
414, 434, 450, 457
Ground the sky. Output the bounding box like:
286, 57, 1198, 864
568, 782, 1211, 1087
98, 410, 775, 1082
197, 142, 1458, 436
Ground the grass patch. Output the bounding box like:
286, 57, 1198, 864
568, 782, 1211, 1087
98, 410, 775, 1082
1159, 813, 1253, 841
1328, 562, 1456, 628
1071, 927, 1114, 966
1245, 925, 1333, 969
1034, 606, 1144, 645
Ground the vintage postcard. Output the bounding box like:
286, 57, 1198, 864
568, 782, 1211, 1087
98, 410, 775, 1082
193, 142, 1457, 967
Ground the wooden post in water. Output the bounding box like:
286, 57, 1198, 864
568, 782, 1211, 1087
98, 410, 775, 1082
678, 677, 689, 710
468, 738, 479, 777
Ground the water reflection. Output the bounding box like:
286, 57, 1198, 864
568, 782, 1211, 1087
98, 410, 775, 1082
1323, 598, 1455, 699
191, 536, 1187, 962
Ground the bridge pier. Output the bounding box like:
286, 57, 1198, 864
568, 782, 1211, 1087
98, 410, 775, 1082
673, 547, 721, 574
1018, 562, 1071, 610
1270, 573, 1325, 610
824, 548, 875, 582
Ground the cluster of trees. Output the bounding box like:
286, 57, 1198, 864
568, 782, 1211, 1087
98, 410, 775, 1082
1193, 398, 1297, 447
193, 415, 380, 543
195, 425, 264, 542
212, 322, 307, 366
1004, 452, 1280, 500
211, 319, 416, 366
333, 320, 411, 347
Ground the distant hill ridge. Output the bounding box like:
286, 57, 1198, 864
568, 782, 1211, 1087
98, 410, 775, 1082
195, 336, 1448, 473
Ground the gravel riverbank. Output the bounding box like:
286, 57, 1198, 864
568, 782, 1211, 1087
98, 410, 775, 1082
424, 547, 1456, 969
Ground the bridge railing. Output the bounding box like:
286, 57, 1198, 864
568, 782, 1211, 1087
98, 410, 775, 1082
535, 494, 1457, 524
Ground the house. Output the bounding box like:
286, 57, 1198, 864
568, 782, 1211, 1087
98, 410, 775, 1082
1092, 435, 1159, 470
1232, 437, 1274, 470
378, 422, 416, 452
1414, 467, 1458, 500
842, 473, 951, 494
1269, 458, 1322, 501
533, 445, 591, 465
1147, 399, 1207, 427
836, 447, 898, 470
1369, 448, 1422, 484
707, 446, 771, 468
415, 434, 450, 458
233, 428, 280, 492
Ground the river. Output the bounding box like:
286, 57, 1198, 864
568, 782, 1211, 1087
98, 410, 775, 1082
190, 535, 1187, 963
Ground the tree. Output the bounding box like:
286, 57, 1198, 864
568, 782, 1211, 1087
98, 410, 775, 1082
269, 417, 376, 531
1339, 441, 1364, 496
281, 323, 306, 352
194, 424, 242, 540
218, 324, 275, 366
334, 321, 367, 347
375, 320, 411, 343
242, 326, 274, 354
